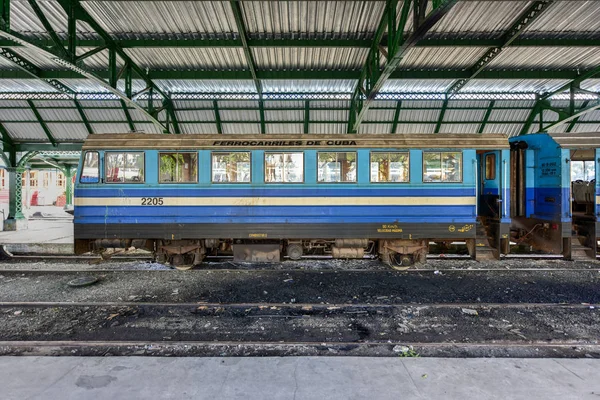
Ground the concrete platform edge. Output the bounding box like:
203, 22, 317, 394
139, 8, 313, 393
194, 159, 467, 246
3, 243, 74, 255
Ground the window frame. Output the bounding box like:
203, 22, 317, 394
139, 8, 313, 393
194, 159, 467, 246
264, 151, 305, 184
422, 151, 463, 183
317, 151, 357, 184
158, 151, 199, 184
369, 151, 410, 184
210, 151, 252, 184
485, 154, 496, 180
104, 151, 146, 184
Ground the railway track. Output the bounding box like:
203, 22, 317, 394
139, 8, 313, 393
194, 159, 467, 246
0, 301, 598, 358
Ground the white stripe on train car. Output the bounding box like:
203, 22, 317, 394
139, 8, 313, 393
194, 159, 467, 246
75, 196, 476, 207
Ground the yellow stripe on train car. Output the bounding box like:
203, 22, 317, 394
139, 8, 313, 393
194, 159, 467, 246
75, 196, 476, 207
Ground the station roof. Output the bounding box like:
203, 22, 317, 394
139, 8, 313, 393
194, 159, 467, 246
0, 0, 599, 155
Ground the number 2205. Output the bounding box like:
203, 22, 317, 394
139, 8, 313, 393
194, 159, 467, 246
141, 197, 164, 205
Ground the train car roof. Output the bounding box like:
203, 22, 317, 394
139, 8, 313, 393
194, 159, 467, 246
548, 132, 600, 149
82, 133, 509, 151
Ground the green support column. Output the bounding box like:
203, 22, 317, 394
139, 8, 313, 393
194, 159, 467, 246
4, 167, 28, 231
64, 166, 74, 210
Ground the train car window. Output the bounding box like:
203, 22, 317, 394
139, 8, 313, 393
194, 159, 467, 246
317, 152, 356, 183
370, 152, 409, 183
265, 152, 304, 183
211, 152, 251, 183
571, 161, 595, 181
423, 152, 462, 183
159, 152, 198, 183
105, 152, 145, 183
80, 151, 99, 183
485, 154, 496, 180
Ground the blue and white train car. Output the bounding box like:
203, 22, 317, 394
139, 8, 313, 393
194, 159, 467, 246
74, 134, 510, 267
509, 132, 600, 260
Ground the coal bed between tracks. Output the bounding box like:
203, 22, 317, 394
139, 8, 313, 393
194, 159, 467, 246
0, 259, 599, 358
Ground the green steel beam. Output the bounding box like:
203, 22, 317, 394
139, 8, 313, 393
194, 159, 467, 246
447, 1, 553, 97
478, 100, 496, 134
304, 101, 310, 134
229, 1, 261, 97
434, 98, 448, 133
543, 101, 600, 132
0, 68, 598, 81
74, 99, 93, 134
350, 0, 458, 132
27, 0, 70, 59
120, 100, 135, 132
391, 101, 402, 134
566, 100, 589, 133
0, 0, 8, 32
213, 100, 222, 134
164, 100, 180, 134
0, 120, 13, 148
0, 48, 72, 93
27, 100, 57, 146
2, 36, 600, 49
259, 100, 266, 134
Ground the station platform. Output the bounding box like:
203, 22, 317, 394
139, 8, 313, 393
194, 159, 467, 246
1, 356, 598, 400
0, 206, 73, 254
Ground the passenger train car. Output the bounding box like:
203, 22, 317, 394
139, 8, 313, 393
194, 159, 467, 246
74, 134, 510, 267
509, 132, 600, 260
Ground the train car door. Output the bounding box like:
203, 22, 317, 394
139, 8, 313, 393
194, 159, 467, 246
478, 152, 500, 218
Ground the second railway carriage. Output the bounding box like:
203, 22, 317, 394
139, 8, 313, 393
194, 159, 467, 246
74, 134, 510, 267
510, 132, 600, 260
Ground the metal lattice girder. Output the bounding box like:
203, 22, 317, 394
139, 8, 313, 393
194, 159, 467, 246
446, 0, 553, 97
478, 100, 496, 134
434, 98, 448, 133
0, 48, 72, 93
349, 0, 458, 133
391, 101, 402, 134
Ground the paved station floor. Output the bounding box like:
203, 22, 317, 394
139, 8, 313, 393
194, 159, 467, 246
1, 357, 598, 400
0, 206, 73, 253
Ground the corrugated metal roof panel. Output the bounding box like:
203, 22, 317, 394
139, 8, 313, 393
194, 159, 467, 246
579, 110, 600, 122
220, 110, 260, 122
222, 124, 261, 134
0, 79, 56, 92
218, 100, 260, 109
62, 79, 112, 93
38, 108, 82, 122
157, 80, 257, 93
125, 47, 247, 70
572, 123, 600, 133
395, 124, 436, 134
253, 48, 366, 70
443, 109, 486, 122
534, 110, 560, 122
359, 124, 392, 134
489, 47, 600, 69
373, 101, 399, 108
581, 79, 600, 92
265, 101, 304, 109
265, 110, 303, 121
493, 100, 536, 108
180, 123, 218, 134
242, 1, 384, 38
439, 124, 480, 134
0, 108, 36, 121
403, 100, 445, 109
82, 1, 237, 36
398, 109, 439, 122
32, 100, 76, 108
173, 100, 214, 109
402, 47, 487, 69
311, 100, 350, 109
449, 100, 490, 108
310, 124, 346, 134
266, 124, 303, 134
0, 100, 29, 108
311, 109, 347, 122
483, 124, 524, 137
463, 79, 570, 93
364, 109, 395, 122
84, 109, 126, 122
382, 80, 453, 93
127, 108, 158, 122
91, 123, 132, 134
524, 1, 600, 35
0, 57, 19, 69
78, 100, 122, 109
489, 109, 531, 122
262, 80, 356, 93
176, 110, 216, 122
76, 48, 125, 70
4, 123, 48, 140
429, 1, 530, 36
46, 123, 89, 141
